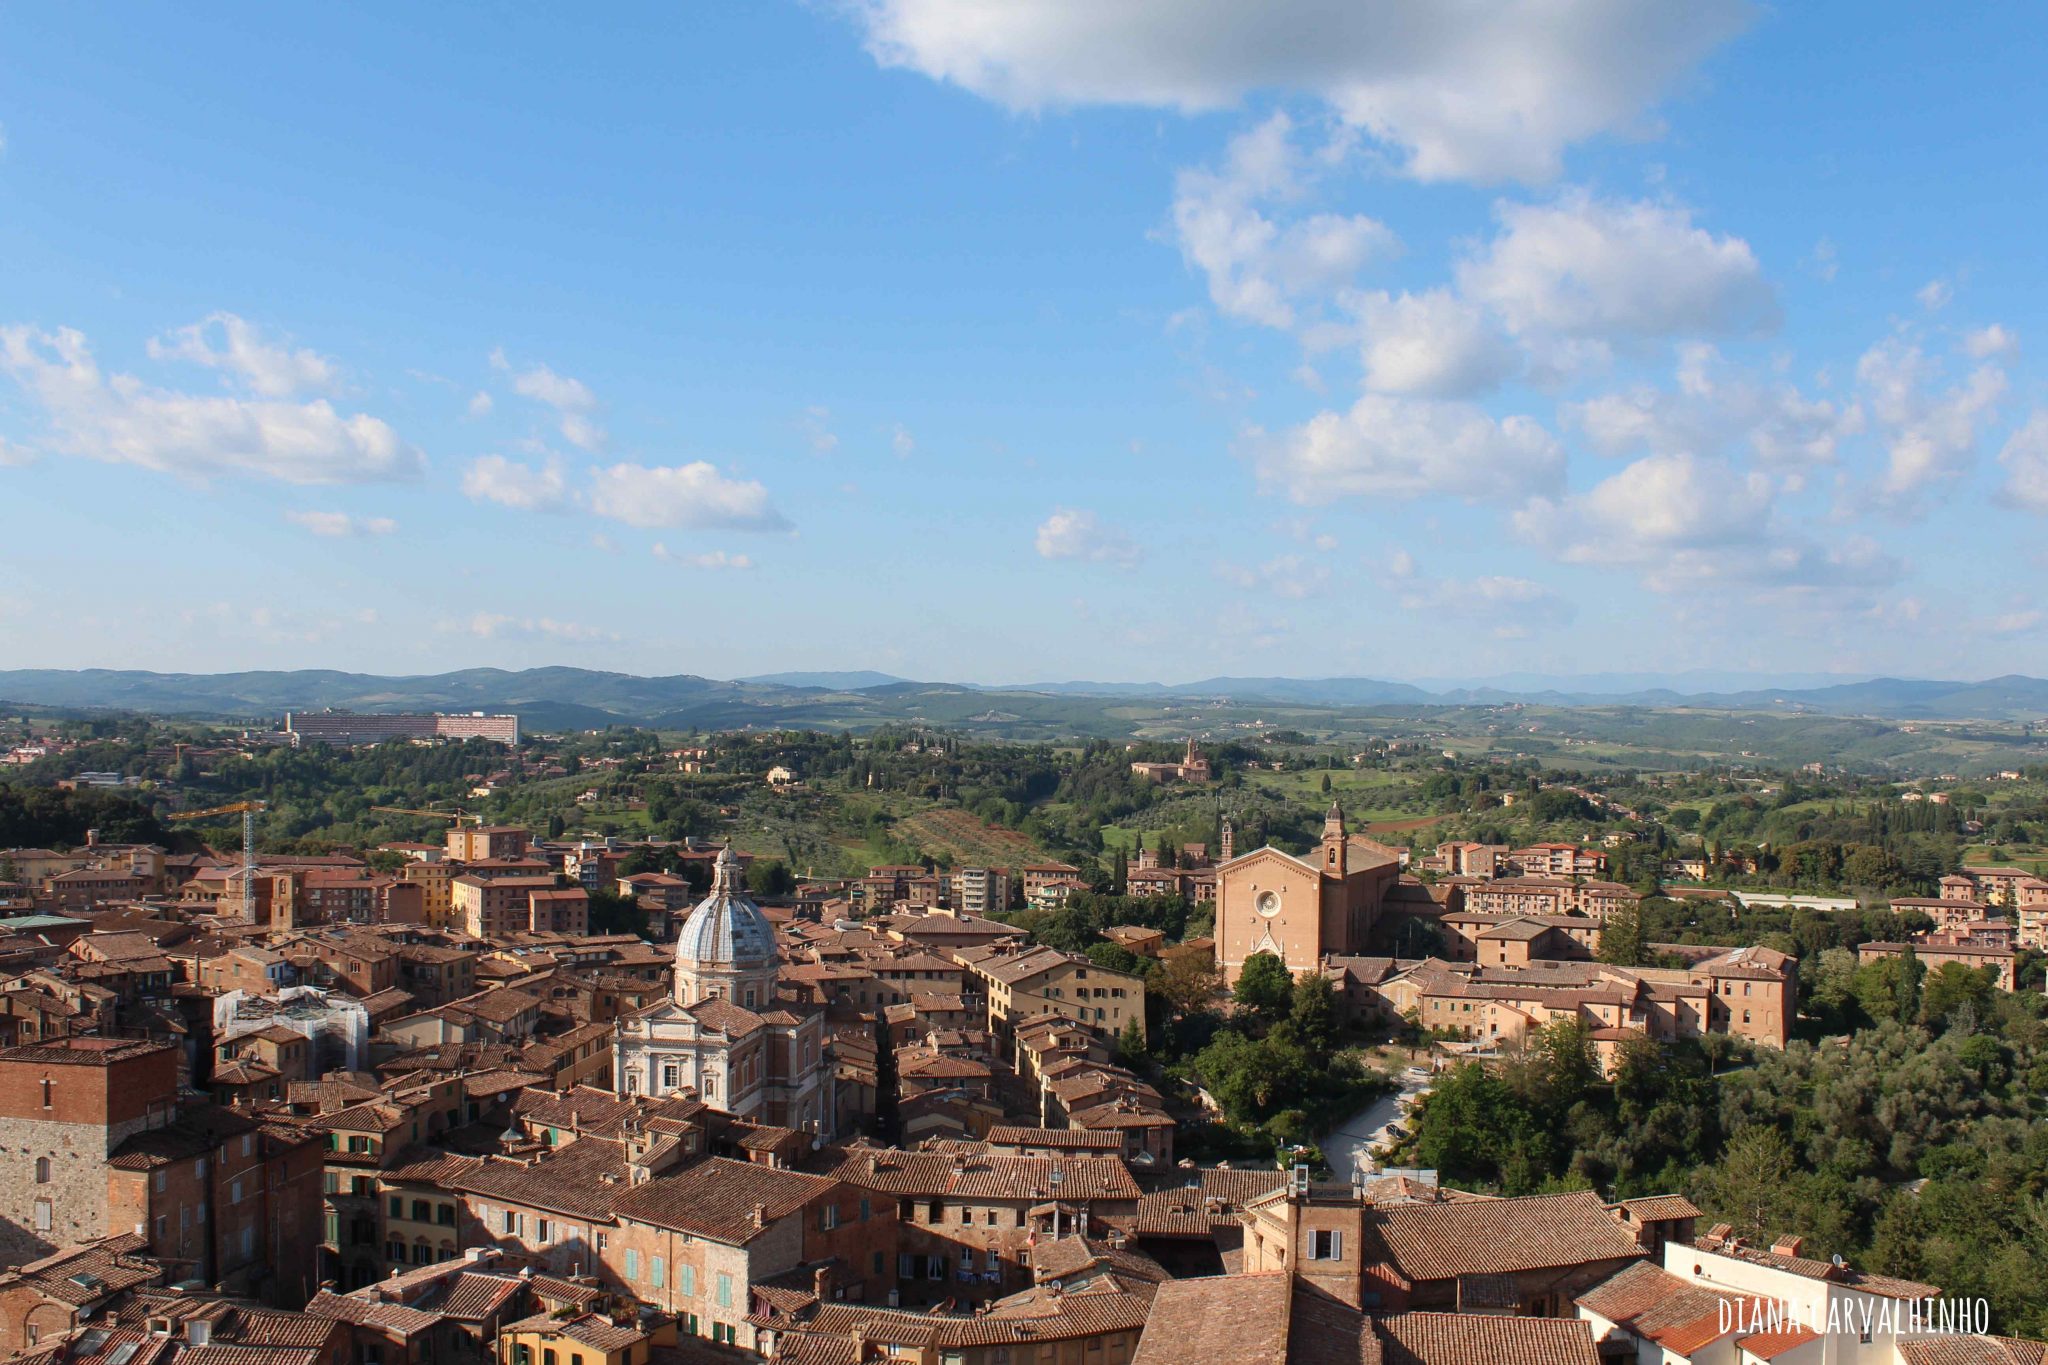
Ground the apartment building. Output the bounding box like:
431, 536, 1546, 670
953, 945, 1147, 1043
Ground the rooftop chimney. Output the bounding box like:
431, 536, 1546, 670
752, 1203, 768, 1230
1772, 1235, 1806, 1258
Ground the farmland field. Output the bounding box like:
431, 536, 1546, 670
898, 807, 1059, 867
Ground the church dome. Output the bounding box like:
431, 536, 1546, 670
676, 845, 775, 970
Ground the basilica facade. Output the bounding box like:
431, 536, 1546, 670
613, 845, 834, 1137
1212, 803, 1403, 984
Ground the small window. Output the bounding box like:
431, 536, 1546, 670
34, 1156, 50, 1184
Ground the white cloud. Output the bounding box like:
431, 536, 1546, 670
1916, 278, 1953, 312
1457, 193, 1778, 343
799, 406, 840, 455
284, 510, 397, 538
1349, 288, 1517, 397
1996, 412, 2048, 514
1514, 451, 1898, 598
1034, 508, 1142, 568
459, 613, 618, 643
1563, 345, 1859, 473
652, 544, 755, 570
461, 454, 572, 512
1171, 113, 1396, 329
892, 423, 916, 458
147, 312, 339, 398
1856, 337, 2006, 500
0, 324, 420, 485
853, 0, 1752, 183
1216, 554, 1330, 599
0, 436, 33, 467
491, 348, 606, 451
467, 390, 495, 418
1251, 393, 1564, 505
587, 462, 791, 531
1964, 324, 2018, 360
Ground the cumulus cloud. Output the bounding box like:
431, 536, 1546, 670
467, 390, 494, 418
1996, 412, 2048, 514
1215, 554, 1331, 599
1349, 288, 1518, 397
0, 436, 33, 467
1251, 393, 1564, 505
587, 462, 791, 531
461, 455, 572, 512
892, 423, 916, 458
1856, 337, 2006, 501
1456, 193, 1778, 344
652, 544, 755, 570
1034, 508, 1142, 568
1964, 324, 2018, 360
1563, 345, 1859, 474
148, 313, 340, 397
852, 0, 1752, 183
491, 348, 605, 451
0, 324, 420, 485
1514, 451, 1898, 598
1171, 113, 1395, 329
284, 510, 397, 538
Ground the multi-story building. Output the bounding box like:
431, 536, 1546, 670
954, 944, 1147, 1043
284, 712, 519, 746
948, 866, 1012, 918
447, 825, 533, 863
1462, 877, 1639, 922
0, 1038, 181, 1260
400, 861, 457, 927
454, 875, 571, 938
0, 1037, 324, 1302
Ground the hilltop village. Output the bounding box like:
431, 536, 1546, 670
0, 714, 2042, 1363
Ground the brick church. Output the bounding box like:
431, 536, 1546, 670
1213, 803, 1403, 984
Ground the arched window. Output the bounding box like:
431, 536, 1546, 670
34, 1156, 51, 1184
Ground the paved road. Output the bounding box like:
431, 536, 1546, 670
1321, 1071, 1432, 1178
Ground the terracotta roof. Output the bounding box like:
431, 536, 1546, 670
303, 1291, 440, 1338
1898, 1339, 2048, 1365
613, 1156, 834, 1243
502, 1312, 646, 1352
1375, 1310, 1598, 1365
821, 1148, 1140, 1202
1369, 1190, 1642, 1282
0, 1233, 158, 1304
448, 1137, 637, 1221
1129, 1274, 1292, 1365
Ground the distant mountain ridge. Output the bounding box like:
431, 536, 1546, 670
5, 667, 2048, 726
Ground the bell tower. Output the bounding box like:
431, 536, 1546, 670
1322, 801, 1347, 878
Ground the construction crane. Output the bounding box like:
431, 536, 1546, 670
167, 800, 266, 918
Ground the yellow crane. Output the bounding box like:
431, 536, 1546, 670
167, 800, 266, 915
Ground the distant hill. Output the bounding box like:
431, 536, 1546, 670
5, 667, 2048, 728
737, 670, 909, 690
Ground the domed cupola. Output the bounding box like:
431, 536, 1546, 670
673, 844, 777, 1006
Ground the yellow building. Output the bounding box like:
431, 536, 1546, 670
497, 1313, 673, 1365
953, 944, 1146, 1043
400, 861, 456, 928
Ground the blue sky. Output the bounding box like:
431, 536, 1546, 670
3, 2, 2047, 685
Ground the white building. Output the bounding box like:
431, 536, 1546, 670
613, 845, 834, 1137
1576, 1229, 1988, 1364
